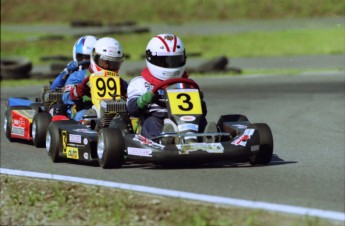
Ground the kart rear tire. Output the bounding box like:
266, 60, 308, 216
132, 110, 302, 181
32, 112, 52, 148
97, 128, 125, 169
249, 123, 273, 165
4, 106, 32, 142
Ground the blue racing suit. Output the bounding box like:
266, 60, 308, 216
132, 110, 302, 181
62, 69, 92, 121
50, 61, 88, 91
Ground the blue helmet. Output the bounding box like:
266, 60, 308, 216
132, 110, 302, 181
72, 35, 97, 63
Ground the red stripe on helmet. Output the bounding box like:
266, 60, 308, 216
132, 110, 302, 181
155, 35, 170, 52
172, 35, 177, 52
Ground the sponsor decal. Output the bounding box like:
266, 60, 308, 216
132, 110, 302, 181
164, 34, 174, 41
11, 126, 25, 136
128, 147, 152, 157
66, 147, 79, 159
178, 123, 198, 132
69, 134, 81, 144
62, 131, 67, 154
180, 116, 196, 122
133, 135, 164, 149
73, 128, 97, 133
83, 138, 88, 145
13, 117, 26, 127
177, 143, 224, 154
231, 129, 255, 146
83, 152, 89, 160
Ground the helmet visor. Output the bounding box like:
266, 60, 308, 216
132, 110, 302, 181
94, 54, 123, 71
76, 53, 90, 62
147, 51, 186, 68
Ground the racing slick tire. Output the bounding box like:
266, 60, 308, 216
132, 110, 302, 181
46, 121, 63, 162
46, 120, 78, 162
32, 112, 52, 148
249, 123, 274, 165
4, 106, 32, 142
97, 127, 125, 169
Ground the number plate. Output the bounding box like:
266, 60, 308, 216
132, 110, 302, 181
89, 75, 121, 110
166, 89, 202, 115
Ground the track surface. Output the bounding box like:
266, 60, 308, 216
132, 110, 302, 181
1, 73, 344, 213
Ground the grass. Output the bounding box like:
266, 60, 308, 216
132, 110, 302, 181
1, 28, 344, 66
1, 0, 344, 24
1, 0, 344, 66
1, 175, 341, 226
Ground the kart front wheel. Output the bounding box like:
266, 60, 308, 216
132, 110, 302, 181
46, 122, 62, 162
249, 123, 273, 165
97, 127, 125, 169
32, 112, 52, 148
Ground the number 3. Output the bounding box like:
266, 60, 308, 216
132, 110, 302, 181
177, 93, 193, 111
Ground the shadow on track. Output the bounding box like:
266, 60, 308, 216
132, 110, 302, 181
37, 154, 297, 170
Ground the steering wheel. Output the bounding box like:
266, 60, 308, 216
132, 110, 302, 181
151, 78, 200, 94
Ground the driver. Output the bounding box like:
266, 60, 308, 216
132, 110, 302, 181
50, 35, 97, 91
126, 34, 210, 141
62, 37, 128, 122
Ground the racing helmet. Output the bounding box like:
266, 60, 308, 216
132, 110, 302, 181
146, 34, 186, 80
72, 35, 97, 63
90, 37, 124, 73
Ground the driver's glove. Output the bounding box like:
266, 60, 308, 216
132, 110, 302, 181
137, 91, 155, 109
70, 76, 90, 100
61, 61, 78, 81
66, 61, 78, 73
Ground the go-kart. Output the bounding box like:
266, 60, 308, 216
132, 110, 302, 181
4, 87, 65, 147
3, 60, 90, 147
97, 77, 274, 168
45, 70, 130, 164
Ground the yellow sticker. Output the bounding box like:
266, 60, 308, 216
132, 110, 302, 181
66, 147, 79, 159
89, 75, 121, 110
62, 130, 67, 154
103, 70, 118, 77
167, 89, 202, 115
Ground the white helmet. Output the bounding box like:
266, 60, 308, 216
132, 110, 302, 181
72, 35, 97, 63
90, 37, 124, 73
146, 34, 186, 80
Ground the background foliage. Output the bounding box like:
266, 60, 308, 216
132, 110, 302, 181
1, 0, 344, 24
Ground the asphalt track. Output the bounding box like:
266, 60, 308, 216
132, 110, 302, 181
1, 72, 344, 218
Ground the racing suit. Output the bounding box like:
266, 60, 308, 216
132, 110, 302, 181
126, 68, 207, 139
50, 60, 90, 91
62, 69, 128, 121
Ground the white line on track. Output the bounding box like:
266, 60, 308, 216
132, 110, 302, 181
1, 168, 344, 222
